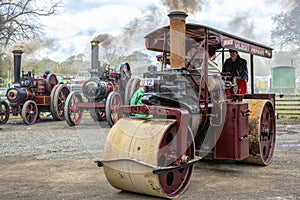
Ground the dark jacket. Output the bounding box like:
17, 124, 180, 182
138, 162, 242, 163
222, 55, 248, 81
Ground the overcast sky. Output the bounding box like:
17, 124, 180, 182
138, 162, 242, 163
37, 0, 285, 62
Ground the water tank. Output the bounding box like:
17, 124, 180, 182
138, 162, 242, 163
271, 66, 296, 93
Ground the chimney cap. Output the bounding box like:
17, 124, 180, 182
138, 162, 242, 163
168, 11, 188, 19
12, 49, 24, 54
91, 40, 100, 45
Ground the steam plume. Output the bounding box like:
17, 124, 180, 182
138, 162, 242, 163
161, 0, 206, 14
121, 5, 166, 46
13, 39, 56, 54
228, 14, 256, 40
92, 33, 110, 43
92, 33, 113, 48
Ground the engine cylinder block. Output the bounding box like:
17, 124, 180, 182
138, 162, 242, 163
83, 78, 113, 100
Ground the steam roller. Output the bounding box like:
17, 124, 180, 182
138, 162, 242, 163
100, 106, 199, 199
96, 9, 277, 199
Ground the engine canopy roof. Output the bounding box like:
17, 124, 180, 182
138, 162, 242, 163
145, 23, 273, 59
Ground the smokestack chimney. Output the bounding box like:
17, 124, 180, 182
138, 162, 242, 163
168, 11, 188, 68
90, 40, 100, 78
12, 50, 24, 84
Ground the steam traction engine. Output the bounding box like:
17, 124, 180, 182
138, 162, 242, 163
97, 11, 276, 198
0, 50, 70, 125
64, 40, 136, 127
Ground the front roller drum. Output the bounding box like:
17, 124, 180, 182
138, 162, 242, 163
243, 99, 276, 165
102, 118, 195, 198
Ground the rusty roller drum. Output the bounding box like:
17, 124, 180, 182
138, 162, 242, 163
243, 99, 276, 165
102, 117, 195, 198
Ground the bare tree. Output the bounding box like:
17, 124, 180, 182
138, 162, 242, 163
0, 0, 61, 47
271, 2, 300, 52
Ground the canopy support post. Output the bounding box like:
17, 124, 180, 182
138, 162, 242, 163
250, 54, 254, 94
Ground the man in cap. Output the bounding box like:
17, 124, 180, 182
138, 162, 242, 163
222, 49, 248, 94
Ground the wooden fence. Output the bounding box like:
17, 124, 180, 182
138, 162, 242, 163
275, 94, 300, 118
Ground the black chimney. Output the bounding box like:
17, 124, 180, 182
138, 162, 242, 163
12, 50, 24, 84
90, 40, 100, 78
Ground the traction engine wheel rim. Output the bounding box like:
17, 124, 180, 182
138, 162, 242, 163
0, 100, 10, 124
105, 91, 123, 126
46, 73, 58, 92
123, 77, 134, 104
124, 77, 140, 105
50, 84, 60, 120
102, 118, 195, 198
245, 100, 276, 165
64, 91, 83, 126
21, 100, 38, 125
53, 84, 70, 121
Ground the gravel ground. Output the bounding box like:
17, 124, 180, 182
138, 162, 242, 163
0, 116, 299, 200
0, 117, 108, 160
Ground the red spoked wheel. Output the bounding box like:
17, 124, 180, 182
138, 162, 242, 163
21, 100, 38, 125
64, 91, 83, 126
105, 91, 123, 126
89, 108, 106, 122
0, 100, 10, 124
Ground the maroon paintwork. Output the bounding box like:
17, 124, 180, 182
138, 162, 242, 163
214, 102, 250, 160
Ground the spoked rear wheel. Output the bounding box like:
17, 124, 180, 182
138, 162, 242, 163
52, 84, 70, 121
46, 73, 58, 92
64, 91, 83, 126
50, 84, 60, 119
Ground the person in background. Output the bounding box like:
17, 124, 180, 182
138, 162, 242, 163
43, 70, 51, 79
130, 80, 152, 118
130, 80, 145, 106
119, 62, 132, 101
222, 49, 248, 94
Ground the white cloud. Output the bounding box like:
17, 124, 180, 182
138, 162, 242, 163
38, 0, 166, 61
189, 0, 280, 45
37, 0, 281, 62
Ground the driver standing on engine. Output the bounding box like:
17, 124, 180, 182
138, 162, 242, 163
222, 49, 248, 94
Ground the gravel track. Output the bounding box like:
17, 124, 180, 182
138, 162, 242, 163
0, 117, 299, 200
